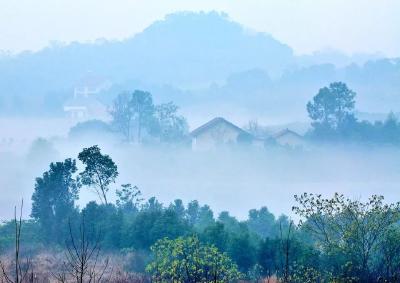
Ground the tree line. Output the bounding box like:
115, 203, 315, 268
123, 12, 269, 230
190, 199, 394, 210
71, 83, 400, 147
2, 146, 400, 282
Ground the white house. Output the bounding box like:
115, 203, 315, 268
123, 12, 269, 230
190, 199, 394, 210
64, 96, 107, 120
64, 72, 111, 120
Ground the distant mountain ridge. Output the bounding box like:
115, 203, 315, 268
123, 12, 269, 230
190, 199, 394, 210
0, 11, 398, 119
0, 11, 293, 88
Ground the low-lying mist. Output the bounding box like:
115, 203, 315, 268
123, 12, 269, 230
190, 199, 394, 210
1, 134, 399, 221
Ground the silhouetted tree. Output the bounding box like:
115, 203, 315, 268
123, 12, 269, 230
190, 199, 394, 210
31, 158, 79, 243
307, 82, 356, 138
78, 145, 118, 205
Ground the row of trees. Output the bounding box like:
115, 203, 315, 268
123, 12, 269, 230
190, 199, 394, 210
2, 146, 400, 281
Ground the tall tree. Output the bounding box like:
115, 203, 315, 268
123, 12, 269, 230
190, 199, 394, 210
31, 158, 79, 243
154, 102, 188, 143
78, 145, 118, 205
110, 92, 134, 142
129, 90, 156, 143
307, 82, 356, 134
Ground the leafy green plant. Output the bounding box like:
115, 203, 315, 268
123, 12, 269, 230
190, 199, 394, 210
146, 236, 241, 282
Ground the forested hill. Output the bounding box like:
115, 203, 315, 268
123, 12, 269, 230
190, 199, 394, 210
0, 11, 399, 118
0, 11, 293, 94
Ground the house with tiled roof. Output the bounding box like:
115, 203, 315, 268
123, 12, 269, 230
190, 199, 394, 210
190, 117, 262, 150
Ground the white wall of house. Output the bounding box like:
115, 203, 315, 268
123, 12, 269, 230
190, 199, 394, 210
64, 106, 88, 119
192, 122, 242, 151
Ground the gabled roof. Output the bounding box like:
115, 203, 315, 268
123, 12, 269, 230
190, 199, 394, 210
190, 117, 249, 137
272, 128, 303, 139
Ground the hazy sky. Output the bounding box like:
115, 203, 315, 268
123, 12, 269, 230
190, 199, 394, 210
1, 0, 399, 56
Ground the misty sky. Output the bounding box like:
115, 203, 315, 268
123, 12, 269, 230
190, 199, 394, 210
1, 0, 399, 57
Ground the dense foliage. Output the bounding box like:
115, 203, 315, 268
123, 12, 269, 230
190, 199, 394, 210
146, 236, 241, 282
78, 145, 119, 205
2, 147, 400, 282
307, 82, 400, 145
31, 158, 80, 244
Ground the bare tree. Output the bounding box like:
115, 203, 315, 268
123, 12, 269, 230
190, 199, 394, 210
54, 216, 110, 283
0, 200, 33, 283
279, 220, 294, 283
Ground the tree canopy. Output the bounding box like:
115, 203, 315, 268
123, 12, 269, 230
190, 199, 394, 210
31, 158, 79, 243
307, 82, 356, 136
78, 145, 118, 205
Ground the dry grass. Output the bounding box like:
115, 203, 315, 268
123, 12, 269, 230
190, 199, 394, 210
0, 251, 148, 283
1, 250, 281, 282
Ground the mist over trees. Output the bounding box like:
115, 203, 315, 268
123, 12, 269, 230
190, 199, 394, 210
66, 84, 400, 148
110, 90, 188, 144
31, 158, 79, 244
2, 147, 400, 282
68, 120, 112, 140
0, 12, 398, 119
307, 82, 400, 145
307, 82, 356, 132
0, 7, 399, 283
78, 145, 118, 205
